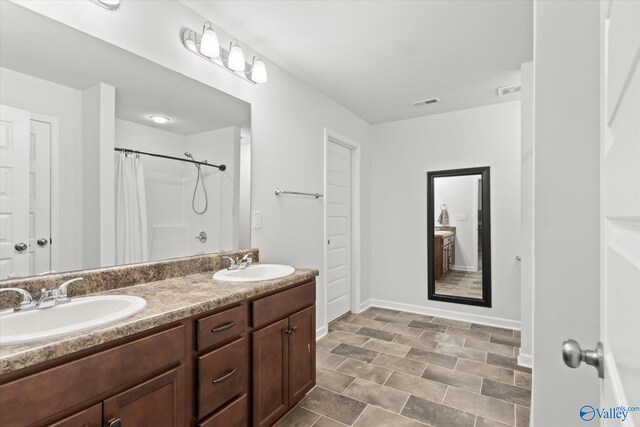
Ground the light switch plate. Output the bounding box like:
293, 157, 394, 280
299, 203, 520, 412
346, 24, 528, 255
252, 211, 263, 229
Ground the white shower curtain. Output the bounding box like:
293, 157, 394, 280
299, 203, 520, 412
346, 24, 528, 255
115, 152, 149, 264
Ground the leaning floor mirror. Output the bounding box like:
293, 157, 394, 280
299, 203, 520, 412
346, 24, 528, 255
427, 167, 491, 307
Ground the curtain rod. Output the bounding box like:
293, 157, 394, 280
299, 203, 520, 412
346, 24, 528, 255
114, 147, 226, 171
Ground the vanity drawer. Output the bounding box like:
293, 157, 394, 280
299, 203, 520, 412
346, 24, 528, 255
199, 394, 248, 427
198, 337, 247, 419
252, 280, 315, 329
197, 305, 246, 351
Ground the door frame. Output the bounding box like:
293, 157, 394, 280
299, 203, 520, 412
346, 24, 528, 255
30, 113, 60, 272
322, 128, 361, 336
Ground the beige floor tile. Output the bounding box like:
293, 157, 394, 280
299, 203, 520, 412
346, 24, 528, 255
516, 405, 530, 427
331, 343, 380, 363
335, 358, 393, 385
420, 330, 466, 346
481, 379, 531, 407
373, 314, 411, 325
326, 331, 371, 346
355, 326, 397, 342
401, 395, 475, 427
317, 350, 348, 369
343, 378, 410, 413
383, 323, 425, 337
393, 335, 439, 352
301, 387, 366, 426
407, 320, 449, 333
363, 337, 412, 357
329, 321, 361, 333
353, 405, 427, 427
446, 327, 491, 341
317, 338, 342, 352
405, 347, 458, 369
394, 312, 435, 323
277, 406, 321, 427
316, 367, 356, 394
455, 358, 514, 384
465, 337, 515, 357
435, 342, 487, 363
421, 365, 482, 393
476, 416, 512, 427
443, 386, 515, 426
514, 371, 532, 390
470, 324, 514, 338
313, 416, 348, 426
431, 317, 472, 329
372, 353, 426, 376
384, 370, 448, 403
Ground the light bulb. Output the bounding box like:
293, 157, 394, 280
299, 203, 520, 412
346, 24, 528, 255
227, 40, 246, 72
250, 57, 268, 83
149, 115, 170, 124
200, 22, 220, 58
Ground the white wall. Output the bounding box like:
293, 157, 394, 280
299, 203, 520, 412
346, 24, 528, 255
532, 1, 601, 425
0, 67, 83, 272
519, 61, 534, 367
16, 0, 371, 334
434, 175, 479, 271
371, 101, 521, 327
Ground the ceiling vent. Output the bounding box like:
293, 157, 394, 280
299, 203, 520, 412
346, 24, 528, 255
411, 97, 441, 107
497, 84, 521, 97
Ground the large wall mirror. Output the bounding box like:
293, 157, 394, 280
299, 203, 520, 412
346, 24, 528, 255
427, 167, 491, 307
0, 2, 251, 280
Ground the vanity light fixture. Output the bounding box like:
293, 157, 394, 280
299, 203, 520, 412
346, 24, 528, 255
149, 115, 170, 124
89, 0, 120, 10
199, 22, 220, 58
180, 25, 267, 84
227, 40, 246, 72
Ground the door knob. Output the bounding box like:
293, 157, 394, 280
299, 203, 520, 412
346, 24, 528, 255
562, 339, 604, 378
14, 242, 27, 252
37, 238, 48, 247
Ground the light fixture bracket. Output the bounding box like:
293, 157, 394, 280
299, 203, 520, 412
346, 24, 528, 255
181, 28, 258, 85
89, 0, 120, 10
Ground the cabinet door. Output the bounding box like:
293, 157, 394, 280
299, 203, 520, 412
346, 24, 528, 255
103, 366, 186, 427
252, 318, 289, 427
49, 403, 102, 427
288, 305, 315, 404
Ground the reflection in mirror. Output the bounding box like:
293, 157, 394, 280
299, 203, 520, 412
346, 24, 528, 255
0, 2, 251, 280
427, 167, 491, 307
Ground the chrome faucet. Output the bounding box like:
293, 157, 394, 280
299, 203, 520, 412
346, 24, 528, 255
33, 277, 84, 310
238, 253, 253, 269
0, 288, 34, 311
223, 256, 239, 270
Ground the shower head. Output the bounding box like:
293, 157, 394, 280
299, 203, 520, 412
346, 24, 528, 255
184, 152, 193, 159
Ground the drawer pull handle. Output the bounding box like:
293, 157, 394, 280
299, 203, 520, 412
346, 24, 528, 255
211, 321, 236, 333
108, 418, 122, 427
212, 368, 237, 384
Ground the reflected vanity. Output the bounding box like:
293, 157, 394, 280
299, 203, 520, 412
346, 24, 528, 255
0, 3, 252, 281
427, 167, 491, 307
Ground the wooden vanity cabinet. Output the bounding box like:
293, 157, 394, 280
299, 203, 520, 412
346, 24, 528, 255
435, 234, 456, 280
251, 282, 316, 427
0, 277, 316, 427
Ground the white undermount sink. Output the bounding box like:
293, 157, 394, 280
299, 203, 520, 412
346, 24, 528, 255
212, 264, 295, 283
0, 295, 147, 347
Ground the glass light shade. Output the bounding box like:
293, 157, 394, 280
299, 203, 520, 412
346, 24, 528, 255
200, 23, 220, 58
227, 41, 246, 72
149, 115, 170, 124
184, 31, 198, 52
251, 58, 268, 83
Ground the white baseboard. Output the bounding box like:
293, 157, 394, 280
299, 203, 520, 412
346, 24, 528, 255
359, 299, 373, 313
316, 325, 328, 340
517, 353, 533, 368
365, 298, 521, 331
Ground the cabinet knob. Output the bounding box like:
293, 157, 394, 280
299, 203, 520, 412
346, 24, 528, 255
285, 327, 298, 336
108, 418, 122, 427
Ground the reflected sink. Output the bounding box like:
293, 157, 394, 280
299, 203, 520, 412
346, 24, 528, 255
0, 295, 147, 346
213, 264, 295, 283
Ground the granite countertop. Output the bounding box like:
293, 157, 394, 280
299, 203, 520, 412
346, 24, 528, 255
435, 230, 455, 237
0, 268, 318, 375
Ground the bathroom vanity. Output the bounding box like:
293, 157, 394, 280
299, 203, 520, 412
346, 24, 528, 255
0, 252, 317, 427
434, 229, 456, 280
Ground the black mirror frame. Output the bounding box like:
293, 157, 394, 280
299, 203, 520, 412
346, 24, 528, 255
427, 166, 492, 308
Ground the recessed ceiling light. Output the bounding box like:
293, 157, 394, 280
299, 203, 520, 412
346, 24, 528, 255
149, 115, 170, 124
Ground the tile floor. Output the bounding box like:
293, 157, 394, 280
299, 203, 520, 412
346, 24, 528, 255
277, 308, 531, 427
435, 271, 483, 299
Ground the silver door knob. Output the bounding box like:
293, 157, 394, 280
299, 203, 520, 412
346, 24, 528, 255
14, 242, 28, 251
562, 339, 604, 378
37, 238, 48, 247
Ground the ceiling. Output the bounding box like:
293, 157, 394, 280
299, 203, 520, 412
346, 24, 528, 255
182, 0, 533, 124
0, 2, 250, 136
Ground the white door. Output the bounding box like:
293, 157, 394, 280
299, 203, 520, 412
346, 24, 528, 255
600, 0, 640, 423
326, 140, 351, 322
0, 105, 30, 279
29, 120, 51, 275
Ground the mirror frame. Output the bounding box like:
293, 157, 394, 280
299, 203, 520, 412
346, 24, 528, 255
427, 166, 492, 307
